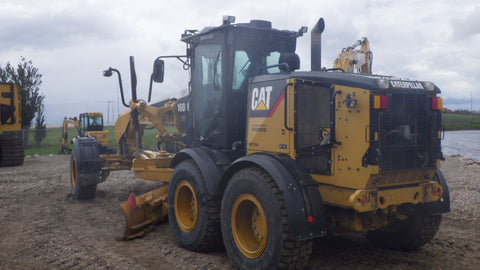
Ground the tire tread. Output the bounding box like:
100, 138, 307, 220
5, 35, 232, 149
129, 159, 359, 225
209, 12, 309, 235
249, 167, 313, 269
168, 159, 222, 252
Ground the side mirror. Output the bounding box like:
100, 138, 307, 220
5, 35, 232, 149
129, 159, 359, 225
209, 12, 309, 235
103, 68, 113, 77
152, 59, 165, 83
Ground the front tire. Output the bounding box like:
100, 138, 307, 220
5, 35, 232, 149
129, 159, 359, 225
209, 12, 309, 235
221, 167, 312, 270
366, 204, 442, 251
167, 159, 222, 251
70, 137, 102, 200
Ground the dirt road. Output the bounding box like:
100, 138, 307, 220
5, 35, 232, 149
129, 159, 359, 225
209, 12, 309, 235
0, 155, 479, 269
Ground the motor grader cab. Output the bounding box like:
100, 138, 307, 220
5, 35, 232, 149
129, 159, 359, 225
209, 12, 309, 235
61, 112, 112, 154
333, 37, 373, 74
69, 16, 450, 270
0, 82, 24, 167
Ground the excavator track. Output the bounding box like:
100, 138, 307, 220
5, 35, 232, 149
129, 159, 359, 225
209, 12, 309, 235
0, 134, 25, 167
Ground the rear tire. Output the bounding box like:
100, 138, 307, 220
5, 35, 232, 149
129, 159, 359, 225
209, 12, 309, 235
167, 159, 222, 251
221, 167, 313, 270
366, 204, 442, 251
70, 137, 102, 200
0, 134, 24, 167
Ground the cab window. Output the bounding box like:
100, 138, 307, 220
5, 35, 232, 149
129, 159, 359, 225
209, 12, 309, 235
192, 43, 223, 137
232, 47, 283, 91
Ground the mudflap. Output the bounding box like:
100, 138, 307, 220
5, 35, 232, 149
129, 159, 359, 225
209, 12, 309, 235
120, 185, 169, 240
423, 169, 451, 215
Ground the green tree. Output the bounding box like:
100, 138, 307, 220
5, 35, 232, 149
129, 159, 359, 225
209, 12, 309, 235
34, 104, 47, 146
0, 57, 46, 145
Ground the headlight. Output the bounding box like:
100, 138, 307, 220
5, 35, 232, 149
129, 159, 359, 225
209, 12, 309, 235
376, 78, 390, 89
422, 81, 436, 91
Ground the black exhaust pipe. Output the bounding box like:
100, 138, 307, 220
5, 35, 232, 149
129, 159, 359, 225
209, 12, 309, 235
129, 56, 138, 103
311, 18, 325, 71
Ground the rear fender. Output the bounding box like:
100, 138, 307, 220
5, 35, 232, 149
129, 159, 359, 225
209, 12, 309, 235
221, 153, 327, 241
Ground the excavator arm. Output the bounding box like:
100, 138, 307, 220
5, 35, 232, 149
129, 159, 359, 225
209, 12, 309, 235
61, 117, 80, 153
333, 37, 373, 74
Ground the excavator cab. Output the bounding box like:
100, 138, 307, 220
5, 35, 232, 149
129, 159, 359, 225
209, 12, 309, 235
79, 112, 104, 135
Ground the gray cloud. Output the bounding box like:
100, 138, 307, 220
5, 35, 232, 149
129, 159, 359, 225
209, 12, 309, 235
1, 0, 480, 123
0, 7, 125, 51
451, 6, 480, 40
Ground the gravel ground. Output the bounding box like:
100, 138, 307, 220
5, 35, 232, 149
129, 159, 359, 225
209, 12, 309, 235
0, 155, 479, 269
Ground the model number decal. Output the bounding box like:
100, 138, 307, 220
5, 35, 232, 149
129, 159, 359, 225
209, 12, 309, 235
177, 102, 189, 112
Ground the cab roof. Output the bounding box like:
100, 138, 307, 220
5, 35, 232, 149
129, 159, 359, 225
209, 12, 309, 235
181, 19, 298, 44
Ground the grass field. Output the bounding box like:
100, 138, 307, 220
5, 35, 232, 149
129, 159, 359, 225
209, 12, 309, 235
7, 112, 480, 156
442, 113, 480, 131
21, 125, 160, 156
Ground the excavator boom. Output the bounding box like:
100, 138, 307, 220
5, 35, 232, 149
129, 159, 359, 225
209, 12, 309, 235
333, 37, 373, 74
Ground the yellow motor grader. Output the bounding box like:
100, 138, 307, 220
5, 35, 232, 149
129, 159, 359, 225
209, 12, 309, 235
0, 82, 24, 167
69, 16, 450, 270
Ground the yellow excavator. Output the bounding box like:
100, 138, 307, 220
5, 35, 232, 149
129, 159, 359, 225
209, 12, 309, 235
333, 37, 373, 74
0, 82, 24, 167
69, 17, 449, 270
61, 112, 112, 154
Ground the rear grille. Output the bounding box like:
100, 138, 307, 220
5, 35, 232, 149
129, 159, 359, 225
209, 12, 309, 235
294, 81, 332, 174
377, 91, 438, 171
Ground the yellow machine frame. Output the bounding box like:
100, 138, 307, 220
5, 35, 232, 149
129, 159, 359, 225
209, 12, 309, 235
0, 83, 21, 132
69, 17, 448, 269
0, 83, 24, 167
246, 78, 442, 234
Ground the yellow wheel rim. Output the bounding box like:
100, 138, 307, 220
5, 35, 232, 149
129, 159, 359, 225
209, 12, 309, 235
231, 193, 268, 259
71, 156, 77, 188
174, 180, 198, 233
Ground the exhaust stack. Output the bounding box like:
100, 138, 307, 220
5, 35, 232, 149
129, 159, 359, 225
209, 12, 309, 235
311, 18, 325, 71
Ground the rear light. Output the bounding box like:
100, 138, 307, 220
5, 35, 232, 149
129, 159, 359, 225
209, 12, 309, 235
373, 95, 388, 109
431, 97, 443, 110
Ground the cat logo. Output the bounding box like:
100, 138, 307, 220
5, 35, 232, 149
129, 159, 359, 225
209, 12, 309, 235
251, 86, 273, 111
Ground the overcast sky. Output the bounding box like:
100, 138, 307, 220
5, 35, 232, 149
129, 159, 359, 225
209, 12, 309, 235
1, 0, 479, 124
